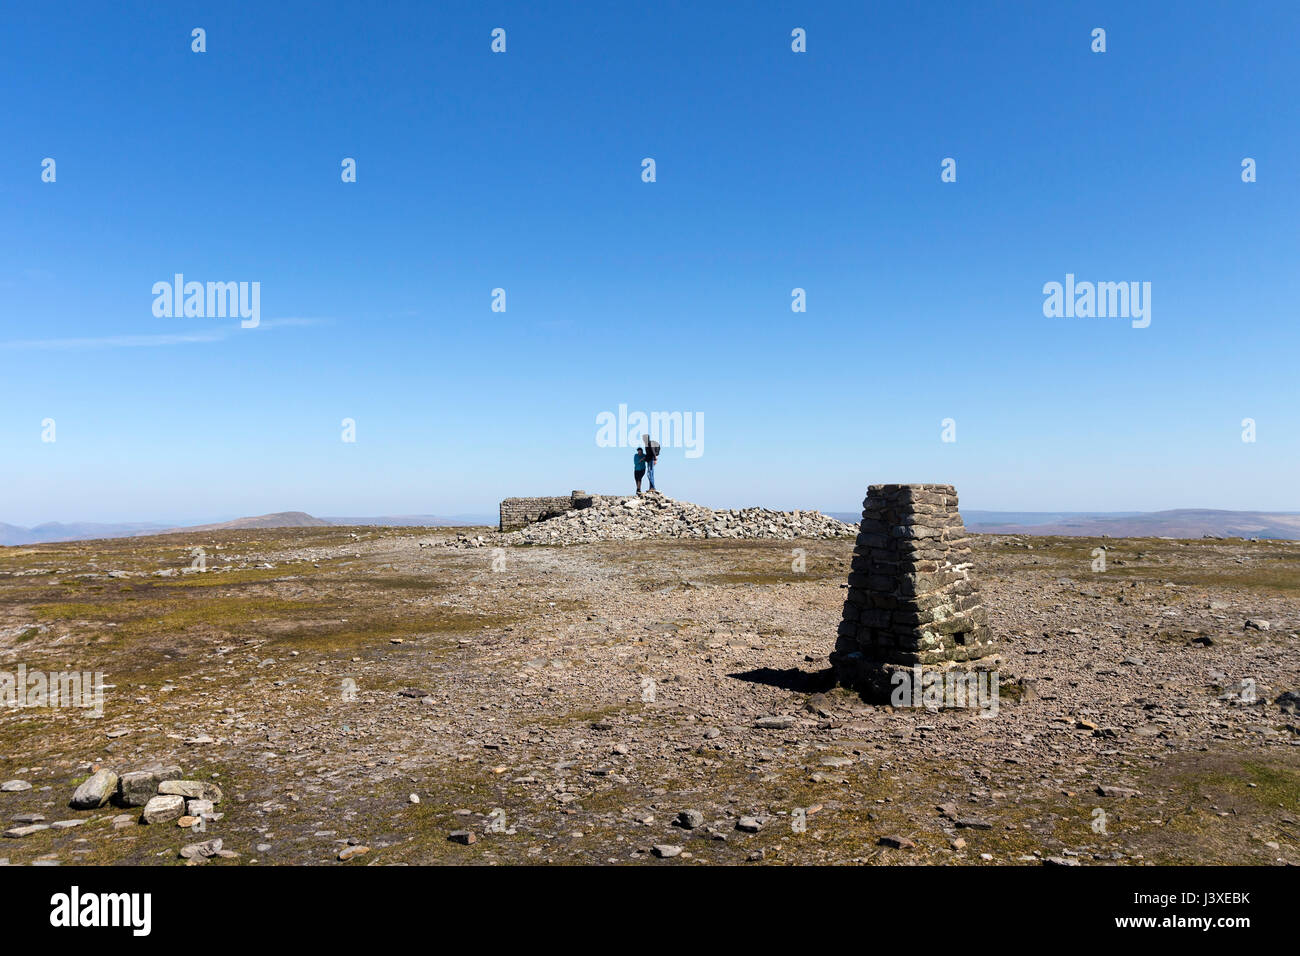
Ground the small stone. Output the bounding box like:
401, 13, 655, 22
1, 781, 32, 793
141, 794, 185, 824
754, 716, 796, 730
950, 837, 967, 850
409, 794, 420, 804
50, 820, 84, 829
185, 799, 215, 817
177, 816, 199, 828
1244, 619, 1270, 631
956, 817, 993, 830
70, 770, 119, 809
1096, 785, 1141, 799
179, 838, 223, 860
1043, 856, 1080, 866
736, 816, 763, 833
448, 830, 477, 845
675, 810, 704, 829
652, 844, 682, 858
338, 845, 370, 861
878, 835, 915, 849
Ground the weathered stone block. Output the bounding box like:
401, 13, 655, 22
141, 794, 185, 824
116, 764, 183, 807
71, 770, 118, 809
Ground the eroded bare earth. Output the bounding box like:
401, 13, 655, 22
0, 528, 1297, 865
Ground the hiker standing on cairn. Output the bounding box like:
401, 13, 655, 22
641, 434, 659, 492
633, 447, 647, 495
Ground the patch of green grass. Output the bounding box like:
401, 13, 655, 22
268, 609, 517, 652
155, 561, 339, 588
34, 594, 342, 636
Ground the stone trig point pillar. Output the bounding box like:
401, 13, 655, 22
832, 483, 996, 698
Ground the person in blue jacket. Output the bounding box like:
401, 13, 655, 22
633, 447, 647, 495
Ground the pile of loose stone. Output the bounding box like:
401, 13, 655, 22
4, 762, 229, 861
65, 763, 233, 861
475, 493, 856, 546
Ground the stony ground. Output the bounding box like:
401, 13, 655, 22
0, 524, 1297, 866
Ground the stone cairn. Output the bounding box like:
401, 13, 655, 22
832, 483, 996, 698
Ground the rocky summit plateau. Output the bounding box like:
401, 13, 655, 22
0, 498, 1296, 867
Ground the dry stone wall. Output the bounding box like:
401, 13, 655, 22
499, 491, 593, 531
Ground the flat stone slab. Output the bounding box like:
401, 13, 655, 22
4, 824, 50, 838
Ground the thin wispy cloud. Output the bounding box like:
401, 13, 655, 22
0, 317, 325, 351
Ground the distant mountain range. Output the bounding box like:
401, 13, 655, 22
828, 509, 1300, 540
7, 507, 1300, 547
0, 511, 493, 546
0, 521, 171, 546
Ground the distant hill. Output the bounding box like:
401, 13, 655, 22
323, 514, 492, 528
0, 511, 493, 546
0, 520, 169, 546
967, 509, 1300, 539
829, 509, 1300, 540
163, 511, 333, 534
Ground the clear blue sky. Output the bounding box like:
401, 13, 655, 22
2, 1, 1297, 525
